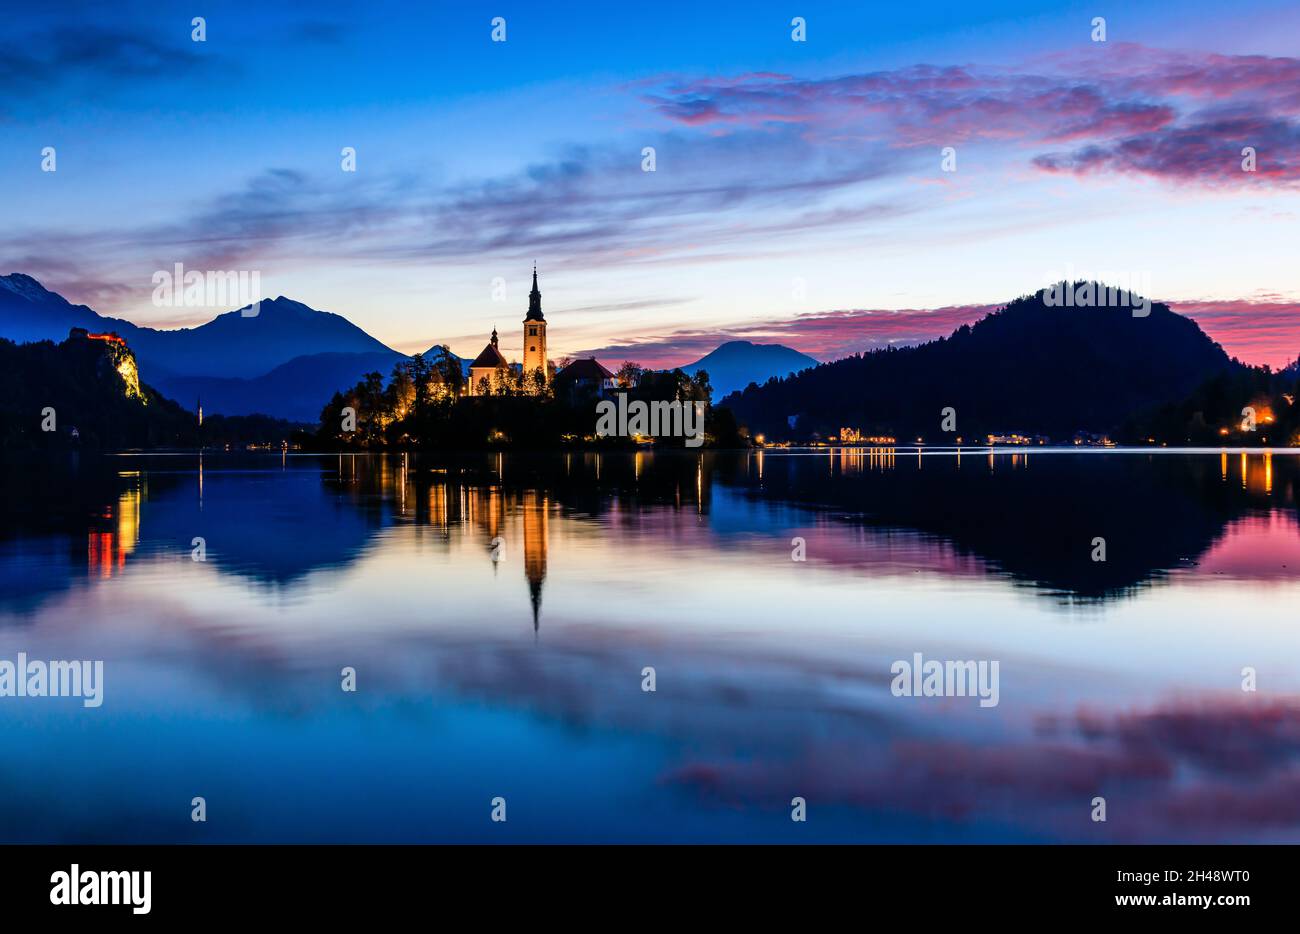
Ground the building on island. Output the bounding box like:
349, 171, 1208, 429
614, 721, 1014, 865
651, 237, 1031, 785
464, 266, 598, 397
552, 358, 616, 402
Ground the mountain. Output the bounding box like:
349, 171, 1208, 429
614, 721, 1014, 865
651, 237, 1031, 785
0, 274, 418, 420
726, 285, 1237, 440
0, 275, 397, 379
0, 273, 139, 343
420, 343, 469, 378
150, 350, 408, 423
132, 297, 397, 380
681, 341, 818, 399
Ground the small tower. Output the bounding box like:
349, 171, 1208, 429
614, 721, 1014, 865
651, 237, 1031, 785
197, 397, 203, 427
468, 326, 510, 395
522, 264, 547, 387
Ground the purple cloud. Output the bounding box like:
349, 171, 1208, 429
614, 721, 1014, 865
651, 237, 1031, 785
645, 44, 1300, 185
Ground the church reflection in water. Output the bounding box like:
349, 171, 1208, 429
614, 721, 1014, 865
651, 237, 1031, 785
456, 485, 549, 632
386, 455, 550, 632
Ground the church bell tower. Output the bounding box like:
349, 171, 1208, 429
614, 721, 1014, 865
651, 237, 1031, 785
523, 264, 547, 385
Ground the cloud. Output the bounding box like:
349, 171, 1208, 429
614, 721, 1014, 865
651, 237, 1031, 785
578, 303, 1000, 368
1034, 109, 1300, 183
5, 133, 909, 315
645, 45, 1300, 185
1172, 298, 1300, 368
0, 25, 213, 115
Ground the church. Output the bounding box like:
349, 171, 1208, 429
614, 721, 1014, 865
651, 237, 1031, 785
464, 266, 619, 399
466, 265, 554, 395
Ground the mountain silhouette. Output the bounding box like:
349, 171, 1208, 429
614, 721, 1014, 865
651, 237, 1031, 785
727, 285, 1237, 439
419, 343, 469, 378
152, 350, 408, 423
682, 340, 817, 399
0, 328, 193, 449
0, 274, 415, 420
0, 273, 127, 342
0, 274, 397, 380
132, 296, 397, 380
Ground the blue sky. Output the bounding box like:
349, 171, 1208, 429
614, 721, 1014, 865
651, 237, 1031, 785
4, 0, 1299, 366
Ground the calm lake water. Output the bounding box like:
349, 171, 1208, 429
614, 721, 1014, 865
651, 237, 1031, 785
1, 448, 1298, 843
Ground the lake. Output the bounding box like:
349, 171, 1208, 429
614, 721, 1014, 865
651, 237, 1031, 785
1, 448, 1297, 843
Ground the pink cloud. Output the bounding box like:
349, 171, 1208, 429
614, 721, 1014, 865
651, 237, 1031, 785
645, 45, 1300, 185
1173, 299, 1300, 368
580, 304, 997, 369
582, 296, 1300, 372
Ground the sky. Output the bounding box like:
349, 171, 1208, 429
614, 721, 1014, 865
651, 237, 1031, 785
3, 0, 1299, 367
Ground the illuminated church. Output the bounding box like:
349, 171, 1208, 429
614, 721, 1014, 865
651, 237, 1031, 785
467, 265, 553, 395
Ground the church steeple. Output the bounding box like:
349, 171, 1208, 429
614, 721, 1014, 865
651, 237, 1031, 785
490, 327, 499, 347
525, 263, 544, 322
522, 264, 548, 387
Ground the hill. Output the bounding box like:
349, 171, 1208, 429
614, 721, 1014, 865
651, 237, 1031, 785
0, 330, 192, 449
726, 285, 1237, 441
0, 329, 305, 449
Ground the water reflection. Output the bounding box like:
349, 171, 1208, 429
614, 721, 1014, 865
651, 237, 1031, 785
0, 449, 1298, 842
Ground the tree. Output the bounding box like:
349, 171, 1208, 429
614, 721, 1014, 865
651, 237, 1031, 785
616, 361, 643, 388
429, 346, 464, 396
525, 368, 549, 397
386, 362, 415, 422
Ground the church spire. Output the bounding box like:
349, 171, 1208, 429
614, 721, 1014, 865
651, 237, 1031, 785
525, 263, 544, 321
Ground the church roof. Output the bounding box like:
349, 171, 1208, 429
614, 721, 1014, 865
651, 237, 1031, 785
555, 358, 613, 382
469, 341, 509, 369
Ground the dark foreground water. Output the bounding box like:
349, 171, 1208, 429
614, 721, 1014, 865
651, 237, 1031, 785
1, 448, 1298, 843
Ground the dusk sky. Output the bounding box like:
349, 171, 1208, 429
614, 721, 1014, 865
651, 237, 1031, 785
4, 0, 1299, 367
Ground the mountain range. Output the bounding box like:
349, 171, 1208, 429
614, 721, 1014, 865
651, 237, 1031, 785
0, 275, 448, 421
2, 274, 816, 422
